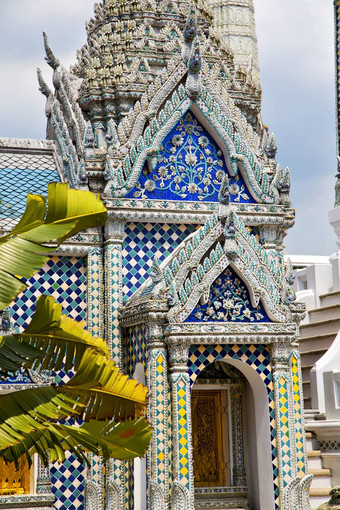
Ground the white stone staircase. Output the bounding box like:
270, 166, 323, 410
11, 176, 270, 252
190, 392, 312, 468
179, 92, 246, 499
306, 431, 332, 510
299, 290, 340, 409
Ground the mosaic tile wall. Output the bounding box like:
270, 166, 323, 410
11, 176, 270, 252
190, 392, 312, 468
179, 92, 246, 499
188, 344, 279, 509
290, 354, 306, 478
9, 255, 87, 510
122, 222, 197, 301
123, 324, 148, 377
10, 256, 87, 330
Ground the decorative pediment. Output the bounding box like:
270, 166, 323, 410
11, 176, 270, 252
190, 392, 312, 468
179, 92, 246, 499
126, 111, 254, 204
39, 3, 272, 196
185, 266, 270, 323
106, 79, 282, 205
127, 202, 297, 324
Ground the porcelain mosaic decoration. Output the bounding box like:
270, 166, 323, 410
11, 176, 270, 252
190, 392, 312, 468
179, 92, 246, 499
0, 1, 312, 510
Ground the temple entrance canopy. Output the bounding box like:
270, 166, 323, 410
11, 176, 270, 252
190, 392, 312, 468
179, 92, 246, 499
121, 179, 309, 510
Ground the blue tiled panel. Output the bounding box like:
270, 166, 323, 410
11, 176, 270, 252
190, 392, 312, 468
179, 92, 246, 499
122, 222, 197, 301
186, 266, 270, 323
0, 166, 60, 219
126, 111, 254, 203
50, 452, 86, 510
123, 324, 147, 376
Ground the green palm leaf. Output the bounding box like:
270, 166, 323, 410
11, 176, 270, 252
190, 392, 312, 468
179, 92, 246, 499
1, 418, 152, 468
61, 350, 149, 421
0, 183, 107, 310
0, 296, 110, 378
0, 350, 151, 466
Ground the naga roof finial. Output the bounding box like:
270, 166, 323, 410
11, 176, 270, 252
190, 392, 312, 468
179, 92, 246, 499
184, 4, 197, 43
185, 36, 202, 99
182, 4, 197, 64
37, 68, 51, 98
43, 32, 60, 70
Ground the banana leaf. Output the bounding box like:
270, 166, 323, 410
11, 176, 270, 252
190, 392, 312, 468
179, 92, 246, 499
0, 296, 110, 378
61, 350, 148, 421
1, 418, 152, 468
0, 351, 150, 465
0, 183, 107, 310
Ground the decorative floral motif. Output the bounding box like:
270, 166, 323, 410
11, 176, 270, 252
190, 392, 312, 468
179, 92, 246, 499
186, 267, 269, 323
129, 112, 253, 203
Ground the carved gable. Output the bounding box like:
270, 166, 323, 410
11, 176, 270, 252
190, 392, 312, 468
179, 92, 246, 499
185, 266, 270, 323
127, 112, 253, 203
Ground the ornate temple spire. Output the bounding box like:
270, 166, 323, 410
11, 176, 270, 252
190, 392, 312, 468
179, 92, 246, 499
207, 0, 260, 84
69, 0, 261, 125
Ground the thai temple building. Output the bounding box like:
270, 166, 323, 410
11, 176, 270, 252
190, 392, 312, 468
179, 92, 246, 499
1, 1, 340, 510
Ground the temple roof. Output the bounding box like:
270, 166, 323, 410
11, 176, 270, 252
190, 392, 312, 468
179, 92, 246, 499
0, 139, 61, 222
69, 0, 261, 124
123, 200, 302, 325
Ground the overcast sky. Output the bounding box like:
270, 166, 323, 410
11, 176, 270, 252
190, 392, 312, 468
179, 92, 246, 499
0, 1, 336, 256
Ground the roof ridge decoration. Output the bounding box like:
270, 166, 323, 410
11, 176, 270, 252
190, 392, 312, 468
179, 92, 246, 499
37, 34, 89, 190
105, 76, 283, 204
125, 198, 300, 324
38, 1, 288, 209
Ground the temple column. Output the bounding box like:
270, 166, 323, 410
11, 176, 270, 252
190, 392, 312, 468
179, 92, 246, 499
270, 342, 295, 504
146, 315, 169, 510
230, 383, 247, 487
85, 244, 105, 510
289, 352, 307, 479
168, 340, 194, 510
104, 218, 126, 510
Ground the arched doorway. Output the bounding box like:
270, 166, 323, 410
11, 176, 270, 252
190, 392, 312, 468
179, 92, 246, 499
191, 360, 275, 510
191, 361, 248, 509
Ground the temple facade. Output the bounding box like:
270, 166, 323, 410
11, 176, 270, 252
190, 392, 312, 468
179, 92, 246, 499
0, 1, 318, 509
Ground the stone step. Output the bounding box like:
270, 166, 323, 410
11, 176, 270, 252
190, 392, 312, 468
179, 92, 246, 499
301, 365, 313, 381
300, 350, 329, 367
310, 487, 332, 497
299, 332, 335, 352
309, 303, 340, 323
303, 381, 311, 397
309, 468, 331, 477
320, 290, 340, 307
300, 318, 340, 337
310, 474, 332, 489
307, 454, 323, 470
306, 433, 320, 451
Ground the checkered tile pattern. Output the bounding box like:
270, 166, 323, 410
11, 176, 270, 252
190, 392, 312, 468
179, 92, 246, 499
188, 344, 279, 508
90, 454, 102, 485
105, 244, 122, 365
122, 223, 197, 301
290, 354, 306, 477
50, 452, 85, 510
276, 376, 292, 484
124, 324, 147, 376
155, 353, 167, 485
173, 374, 190, 489
123, 461, 134, 510
87, 248, 103, 338
10, 256, 87, 330
9, 256, 87, 510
